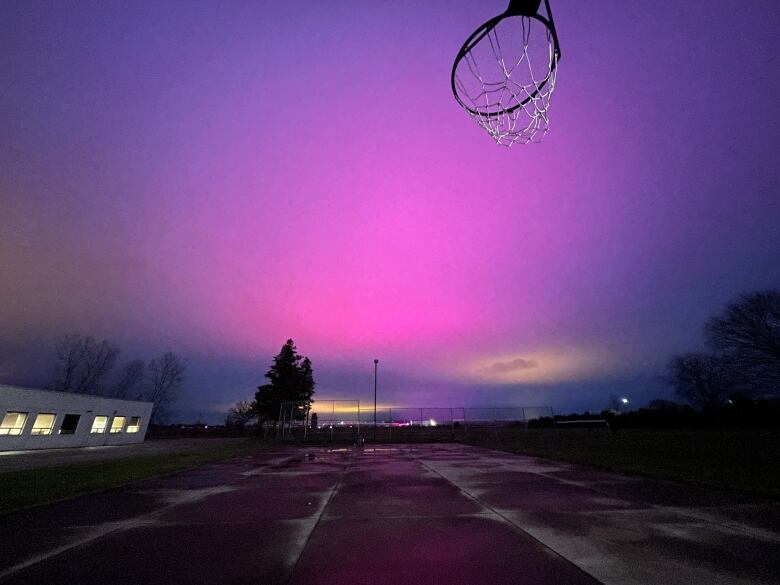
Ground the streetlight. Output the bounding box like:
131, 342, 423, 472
373, 359, 379, 445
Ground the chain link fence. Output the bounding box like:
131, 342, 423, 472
278, 401, 553, 443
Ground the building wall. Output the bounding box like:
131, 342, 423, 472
0, 385, 154, 451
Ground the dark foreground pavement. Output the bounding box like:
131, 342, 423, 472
0, 444, 778, 584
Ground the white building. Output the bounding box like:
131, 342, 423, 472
0, 385, 153, 451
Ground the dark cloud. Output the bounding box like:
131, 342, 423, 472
481, 357, 538, 374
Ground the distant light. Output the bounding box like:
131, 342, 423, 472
620, 398, 629, 404
429, 419, 437, 426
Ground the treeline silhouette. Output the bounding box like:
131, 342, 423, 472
47, 333, 185, 423
668, 290, 780, 408
530, 396, 780, 430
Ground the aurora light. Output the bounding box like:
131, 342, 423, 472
0, 1, 778, 417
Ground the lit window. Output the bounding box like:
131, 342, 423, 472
0, 412, 28, 435
90, 416, 109, 434
126, 416, 142, 433
31, 413, 56, 435
109, 416, 125, 433
59, 414, 80, 434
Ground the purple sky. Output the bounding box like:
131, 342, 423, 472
1, 1, 779, 420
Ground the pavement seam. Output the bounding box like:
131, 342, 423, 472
418, 457, 605, 585
0, 452, 298, 581
283, 453, 348, 584
463, 444, 780, 543
534, 473, 780, 542
0, 484, 235, 581
648, 506, 780, 542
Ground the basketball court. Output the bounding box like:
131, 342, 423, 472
1, 443, 778, 585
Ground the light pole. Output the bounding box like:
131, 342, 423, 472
373, 359, 379, 444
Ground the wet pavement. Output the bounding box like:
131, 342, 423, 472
0, 443, 778, 584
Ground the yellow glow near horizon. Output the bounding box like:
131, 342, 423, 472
463, 347, 615, 385
309, 401, 398, 414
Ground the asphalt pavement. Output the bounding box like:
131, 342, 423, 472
0, 443, 777, 584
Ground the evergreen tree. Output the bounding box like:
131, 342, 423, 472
299, 357, 315, 406
251, 339, 315, 426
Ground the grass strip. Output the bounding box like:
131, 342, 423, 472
0, 439, 268, 514
464, 428, 780, 499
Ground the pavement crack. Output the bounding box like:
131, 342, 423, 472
283, 456, 348, 584
418, 457, 605, 585
0, 484, 234, 581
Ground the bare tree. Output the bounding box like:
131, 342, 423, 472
50, 334, 119, 395
705, 290, 780, 395
74, 338, 120, 394
669, 353, 729, 408
50, 334, 89, 392
145, 352, 186, 423
226, 400, 253, 429
111, 359, 145, 399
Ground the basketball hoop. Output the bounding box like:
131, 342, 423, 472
451, 0, 561, 146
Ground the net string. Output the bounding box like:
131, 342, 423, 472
454, 16, 557, 146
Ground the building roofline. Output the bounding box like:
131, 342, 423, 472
0, 384, 154, 406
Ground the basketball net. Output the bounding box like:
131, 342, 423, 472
454, 16, 558, 146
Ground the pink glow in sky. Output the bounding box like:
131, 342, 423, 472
1, 1, 779, 418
